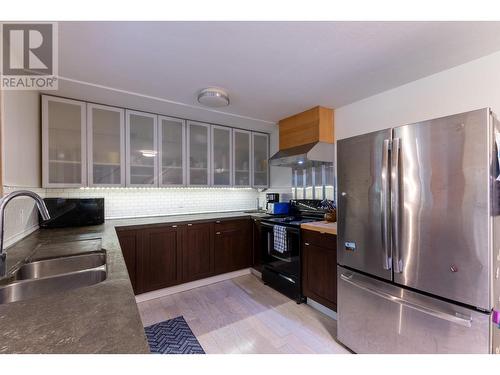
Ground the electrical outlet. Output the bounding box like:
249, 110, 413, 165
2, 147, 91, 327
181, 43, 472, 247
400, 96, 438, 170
496, 346, 500, 354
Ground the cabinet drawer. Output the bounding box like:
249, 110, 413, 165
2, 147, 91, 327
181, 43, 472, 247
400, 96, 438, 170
302, 229, 336, 249
213, 218, 250, 232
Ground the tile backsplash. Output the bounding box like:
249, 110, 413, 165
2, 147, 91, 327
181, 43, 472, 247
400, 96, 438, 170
2, 185, 300, 248
46, 187, 260, 218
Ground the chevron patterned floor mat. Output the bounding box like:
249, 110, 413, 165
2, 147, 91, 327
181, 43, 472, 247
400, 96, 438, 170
145, 316, 205, 354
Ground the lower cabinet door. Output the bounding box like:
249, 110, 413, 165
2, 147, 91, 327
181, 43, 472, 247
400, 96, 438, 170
116, 229, 139, 294
139, 226, 182, 293
183, 222, 214, 282
302, 237, 337, 311
214, 223, 251, 274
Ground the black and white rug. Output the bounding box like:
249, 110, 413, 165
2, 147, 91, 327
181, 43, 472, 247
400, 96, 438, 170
145, 316, 205, 354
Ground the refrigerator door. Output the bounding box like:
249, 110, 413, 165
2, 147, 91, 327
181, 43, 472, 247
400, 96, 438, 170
337, 266, 491, 354
337, 129, 393, 280
392, 109, 492, 310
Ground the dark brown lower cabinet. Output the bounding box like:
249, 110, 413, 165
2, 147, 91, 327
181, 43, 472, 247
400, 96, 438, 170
214, 219, 252, 274
139, 225, 183, 293
116, 229, 140, 294
182, 222, 214, 282
252, 218, 262, 269
116, 218, 252, 295
301, 230, 337, 311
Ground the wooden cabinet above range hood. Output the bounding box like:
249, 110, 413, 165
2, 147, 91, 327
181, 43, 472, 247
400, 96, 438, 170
269, 106, 335, 168
278, 106, 334, 150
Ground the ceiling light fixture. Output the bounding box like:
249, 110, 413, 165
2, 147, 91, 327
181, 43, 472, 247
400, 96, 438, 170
197, 87, 230, 107
140, 150, 157, 158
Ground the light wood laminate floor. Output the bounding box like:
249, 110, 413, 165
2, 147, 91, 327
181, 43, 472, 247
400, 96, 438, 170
137, 274, 350, 354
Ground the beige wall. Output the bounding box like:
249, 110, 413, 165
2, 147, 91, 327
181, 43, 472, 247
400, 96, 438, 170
335, 50, 500, 140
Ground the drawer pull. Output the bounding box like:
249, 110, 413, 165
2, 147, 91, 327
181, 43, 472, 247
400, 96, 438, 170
171, 225, 178, 228
187, 223, 192, 226
216, 231, 221, 235
215, 221, 221, 224
304, 242, 310, 246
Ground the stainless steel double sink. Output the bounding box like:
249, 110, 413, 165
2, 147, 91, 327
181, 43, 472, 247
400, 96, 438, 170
0, 251, 107, 305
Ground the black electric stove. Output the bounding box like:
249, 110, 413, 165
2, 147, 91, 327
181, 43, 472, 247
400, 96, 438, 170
260, 199, 328, 303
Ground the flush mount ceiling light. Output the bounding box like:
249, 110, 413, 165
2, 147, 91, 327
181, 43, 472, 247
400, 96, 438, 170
139, 150, 157, 158
197, 87, 230, 107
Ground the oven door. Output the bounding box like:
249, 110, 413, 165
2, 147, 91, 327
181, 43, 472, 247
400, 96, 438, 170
260, 222, 300, 280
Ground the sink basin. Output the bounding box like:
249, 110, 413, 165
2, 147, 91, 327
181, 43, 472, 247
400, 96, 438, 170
0, 251, 107, 305
16, 252, 106, 280
0, 266, 106, 304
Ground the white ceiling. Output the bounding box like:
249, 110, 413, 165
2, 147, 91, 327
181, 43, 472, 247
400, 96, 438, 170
57, 21, 500, 124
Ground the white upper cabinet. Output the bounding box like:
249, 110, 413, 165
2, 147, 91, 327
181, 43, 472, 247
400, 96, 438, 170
252, 132, 269, 188
232, 129, 251, 187
42, 95, 87, 187
159, 116, 186, 186
187, 121, 210, 186
211, 125, 232, 187
126, 110, 158, 187
87, 104, 125, 187
42, 95, 271, 189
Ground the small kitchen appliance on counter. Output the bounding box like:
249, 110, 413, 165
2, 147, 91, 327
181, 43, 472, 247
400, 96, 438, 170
40, 198, 105, 228
265, 193, 280, 211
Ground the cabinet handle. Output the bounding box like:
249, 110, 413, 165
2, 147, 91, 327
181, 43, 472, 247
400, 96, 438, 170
304, 242, 310, 246
216, 231, 221, 235
187, 223, 192, 226
171, 225, 177, 228
215, 221, 221, 224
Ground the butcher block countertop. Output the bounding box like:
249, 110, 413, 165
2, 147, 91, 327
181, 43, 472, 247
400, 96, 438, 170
300, 221, 337, 235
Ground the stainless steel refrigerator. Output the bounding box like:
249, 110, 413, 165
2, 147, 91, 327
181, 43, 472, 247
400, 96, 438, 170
337, 108, 500, 354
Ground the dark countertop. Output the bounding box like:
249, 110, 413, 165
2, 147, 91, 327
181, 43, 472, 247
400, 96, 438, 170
0, 210, 267, 353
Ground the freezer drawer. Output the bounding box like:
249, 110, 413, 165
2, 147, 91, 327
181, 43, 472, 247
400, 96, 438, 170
337, 266, 491, 354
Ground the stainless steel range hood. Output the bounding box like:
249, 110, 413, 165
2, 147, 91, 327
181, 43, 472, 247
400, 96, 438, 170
269, 141, 335, 168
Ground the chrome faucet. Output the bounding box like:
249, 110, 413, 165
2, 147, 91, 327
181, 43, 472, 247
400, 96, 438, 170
0, 190, 50, 277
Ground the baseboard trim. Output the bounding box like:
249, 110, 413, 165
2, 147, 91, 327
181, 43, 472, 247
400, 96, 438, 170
135, 268, 252, 303
250, 267, 262, 278
307, 298, 337, 320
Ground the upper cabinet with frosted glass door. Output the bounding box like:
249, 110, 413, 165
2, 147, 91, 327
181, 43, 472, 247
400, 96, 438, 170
42, 95, 87, 187
126, 110, 158, 186
211, 125, 232, 187
159, 116, 186, 186
187, 121, 210, 186
87, 104, 125, 187
232, 129, 251, 187
252, 132, 269, 188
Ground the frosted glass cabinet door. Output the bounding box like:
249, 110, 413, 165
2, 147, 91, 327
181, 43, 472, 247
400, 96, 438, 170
211, 125, 232, 186
159, 116, 185, 186
233, 130, 251, 187
126, 110, 158, 186
42, 95, 87, 187
87, 104, 125, 186
252, 132, 269, 188
187, 121, 210, 185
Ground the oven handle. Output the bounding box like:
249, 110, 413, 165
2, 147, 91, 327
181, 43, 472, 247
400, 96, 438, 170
260, 221, 300, 234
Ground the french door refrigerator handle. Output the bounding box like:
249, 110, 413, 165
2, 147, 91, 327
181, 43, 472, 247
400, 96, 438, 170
381, 139, 391, 270
391, 137, 402, 273
340, 273, 472, 328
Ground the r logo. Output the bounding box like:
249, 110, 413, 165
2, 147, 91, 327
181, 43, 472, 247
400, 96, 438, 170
2, 23, 54, 75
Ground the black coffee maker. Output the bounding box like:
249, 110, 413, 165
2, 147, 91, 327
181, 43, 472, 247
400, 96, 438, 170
266, 193, 280, 211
